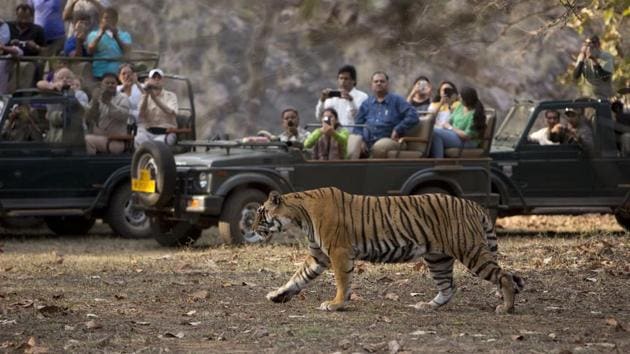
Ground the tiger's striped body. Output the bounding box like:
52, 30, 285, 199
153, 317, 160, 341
254, 187, 523, 313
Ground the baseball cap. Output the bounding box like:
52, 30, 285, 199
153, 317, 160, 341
148, 68, 164, 78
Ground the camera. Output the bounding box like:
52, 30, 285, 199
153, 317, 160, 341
328, 90, 342, 98
286, 120, 295, 128
442, 87, 455, 98
61, 84, 71, 91
323, 116, 331, 125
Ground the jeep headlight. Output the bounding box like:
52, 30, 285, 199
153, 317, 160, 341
197, 172, 209, 190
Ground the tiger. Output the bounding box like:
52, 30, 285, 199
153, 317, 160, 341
253, 187, 525, 314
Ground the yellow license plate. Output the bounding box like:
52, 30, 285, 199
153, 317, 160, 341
131, 169, 156, 193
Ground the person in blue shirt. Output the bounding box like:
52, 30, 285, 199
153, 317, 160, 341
352, 71, 418, 158
86, 7, 131, 79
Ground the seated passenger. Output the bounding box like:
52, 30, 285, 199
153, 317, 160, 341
528, 109, 560, 145
86, 7, 131, 80
406, 75, 433, 112
429, 86, 486, 158
36, 67, 88, 143
134, 68, 178, 148
303, 108, 349, 160
1, 103, 43, 141
564, 107, 594, 153
26, 0, 66, 56
352, 71, 418, 158
428, 81, 460, 128
63, 0, 111, 36
1, 19, 23, 94
8, 4, 46, 56
84, 72, 130, 154
278, 108, 309, 145
63, 15, 89, 57
117, 63, 142, 126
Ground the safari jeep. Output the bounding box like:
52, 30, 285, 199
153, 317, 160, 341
131, 139, 499, 247
490, 98, 630, 231
0, 74, 195, 237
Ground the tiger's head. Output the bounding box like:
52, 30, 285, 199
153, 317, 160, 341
253, 191, 294, 242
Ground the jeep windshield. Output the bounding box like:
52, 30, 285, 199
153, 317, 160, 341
492, 101, 535, 151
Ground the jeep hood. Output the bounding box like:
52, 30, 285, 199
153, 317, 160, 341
173, 148, 298, 168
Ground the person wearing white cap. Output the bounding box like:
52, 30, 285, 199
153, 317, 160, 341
135, 68, 179, 148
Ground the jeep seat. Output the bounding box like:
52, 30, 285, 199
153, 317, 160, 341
387, 113, 435, 158
444, 110, 496, 158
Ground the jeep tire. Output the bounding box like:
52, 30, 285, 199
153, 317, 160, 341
106, 182, 152, 238
131, 141, 176, 208
218, 188, 267, 244
44, 216, 95, 235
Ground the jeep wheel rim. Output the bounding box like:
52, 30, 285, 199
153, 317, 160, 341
239, 202, 264, 243
138, 154, 159, 192
124, 198, 148, 227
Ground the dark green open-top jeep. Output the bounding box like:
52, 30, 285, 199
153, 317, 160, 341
490, 99, 630, 231
131, 139, 498, 247
0, 74, 195, 237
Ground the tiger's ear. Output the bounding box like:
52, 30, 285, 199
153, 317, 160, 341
269, 191, 282, 206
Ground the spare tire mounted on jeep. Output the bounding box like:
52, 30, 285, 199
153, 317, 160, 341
131, 141, 176, 208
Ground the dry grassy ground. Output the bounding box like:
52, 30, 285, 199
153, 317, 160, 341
0, 215, 628, 353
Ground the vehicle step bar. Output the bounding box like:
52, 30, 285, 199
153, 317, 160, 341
6, 209, 86, 217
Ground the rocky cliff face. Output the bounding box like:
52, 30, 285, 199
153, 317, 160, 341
2, 1, 625, 138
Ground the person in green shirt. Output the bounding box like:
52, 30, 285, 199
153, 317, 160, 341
304, 108, 350, 160
429, 86, 486, 158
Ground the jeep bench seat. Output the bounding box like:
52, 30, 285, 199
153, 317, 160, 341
387, 113, 435, 159
444, 111, 496, 158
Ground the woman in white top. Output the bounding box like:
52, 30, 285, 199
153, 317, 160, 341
428, 81, 460, 128
117, 63, 143, 125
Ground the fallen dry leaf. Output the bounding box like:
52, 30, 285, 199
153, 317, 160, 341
163, 331, 185, 339
184, 310, 196, 316
605, 317, 627, 331
190, 290, 209, 300
36, 305, 66, 317
385, 293, 399, 301
85, 320, 102, 330
131, 320, 150, 326
511, 334, 524, 341
388, 339, 401, 354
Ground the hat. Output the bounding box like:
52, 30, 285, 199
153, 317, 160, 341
148, 68, 164, 78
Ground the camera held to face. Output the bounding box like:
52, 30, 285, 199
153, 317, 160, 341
323, 116, 331, 125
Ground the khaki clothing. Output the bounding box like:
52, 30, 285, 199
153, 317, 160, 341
139, 89, 178, 129
84, 93, 130, 155
575, 50, 614, 99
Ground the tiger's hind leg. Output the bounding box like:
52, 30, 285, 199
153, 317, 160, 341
267, 250, 330, 304
462, 244, 521, 314
412, 254, 456, 311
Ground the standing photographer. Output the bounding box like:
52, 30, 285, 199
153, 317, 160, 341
304, 108, 349, 160
135, 68, 178, 148
316, 65, 367, 159
573, 35, 614, 99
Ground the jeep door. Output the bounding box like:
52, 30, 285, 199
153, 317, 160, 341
510, 104, 595, 205
0, 95, 96, 210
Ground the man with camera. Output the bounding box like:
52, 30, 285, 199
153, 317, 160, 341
84, 72, 130, 154
352, 71, 418, 158
316, 65, 368, 159
573, 35, 614, 99
135, 68, 179, 148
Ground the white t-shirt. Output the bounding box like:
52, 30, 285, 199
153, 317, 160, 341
117, 84, 143, 124
315, 87, 368, 126
528, 127, 558, 145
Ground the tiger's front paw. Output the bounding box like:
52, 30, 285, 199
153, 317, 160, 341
410, 301, 438, 312
495, 304, 514, 314
319, 300, 345, 311
266, 289, 295, 303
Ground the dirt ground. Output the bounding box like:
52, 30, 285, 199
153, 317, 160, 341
1, 215, 628, 353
